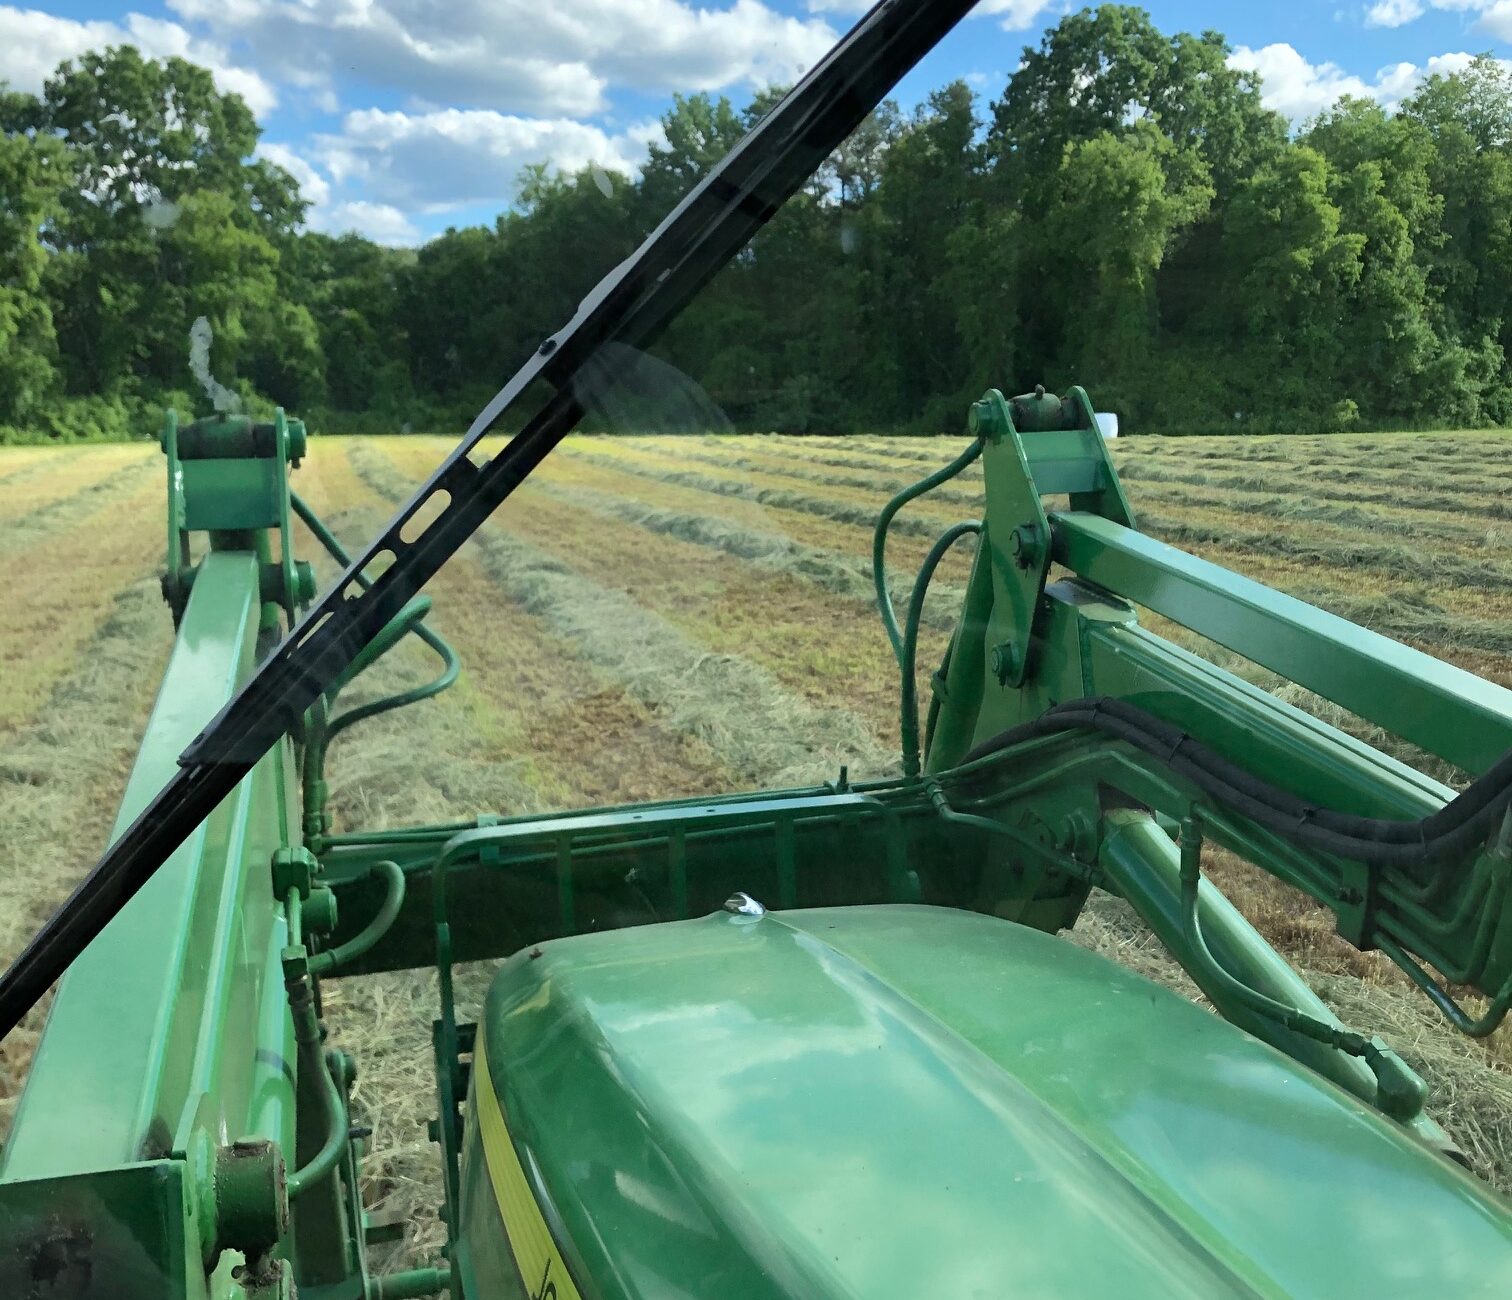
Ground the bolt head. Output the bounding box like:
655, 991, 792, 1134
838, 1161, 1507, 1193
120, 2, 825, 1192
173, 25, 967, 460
1010, 524, 1042, 570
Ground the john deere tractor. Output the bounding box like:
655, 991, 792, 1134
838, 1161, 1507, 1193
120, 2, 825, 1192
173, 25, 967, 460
1, 2, 1509, 1296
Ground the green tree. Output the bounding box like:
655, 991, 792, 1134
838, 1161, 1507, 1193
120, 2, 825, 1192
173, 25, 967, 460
1042, 123, 1213, 405
0, 123, 65, 423
285, 233, 412, 414
28, 47, 303, 399
1400, 56, 1512, 417
637, 93, 746, 216
988, 4, 1283, 207
1220, 146, 1362, 420
1305, 101, 1457, 421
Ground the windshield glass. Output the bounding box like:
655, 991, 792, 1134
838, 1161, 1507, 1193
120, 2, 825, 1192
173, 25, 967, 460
3, 1, 1512, 1292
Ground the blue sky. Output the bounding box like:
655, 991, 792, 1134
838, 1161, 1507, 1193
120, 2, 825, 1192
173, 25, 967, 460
3, 1, 1509, 243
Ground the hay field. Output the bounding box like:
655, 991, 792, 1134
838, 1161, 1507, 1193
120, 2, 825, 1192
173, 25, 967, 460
1, 430, 1510, 1269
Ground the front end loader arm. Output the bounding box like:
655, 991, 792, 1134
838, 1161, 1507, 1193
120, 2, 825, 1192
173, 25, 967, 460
877, 386, 1512, 1125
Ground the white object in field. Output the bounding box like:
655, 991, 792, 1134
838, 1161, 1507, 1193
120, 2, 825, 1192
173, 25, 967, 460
1096, 411, 1119, 439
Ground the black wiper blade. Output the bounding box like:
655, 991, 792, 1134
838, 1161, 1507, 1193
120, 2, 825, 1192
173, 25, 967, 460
0, 0, 978, 1038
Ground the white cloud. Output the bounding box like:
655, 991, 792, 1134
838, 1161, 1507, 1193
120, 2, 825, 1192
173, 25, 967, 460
169, 0, 836, 119
313, 200, 422, 245
1362, 0, 1512, 36
973, 0, 1059, 30
1229, 43, 1490, 122
1366, 0, 1427, 25
256, 141, 424, 243
1478, 0, 1512, 38
1229, 44, 1374, 120
0, 4, 276, 115
313, 107, 659, 211
257, 141, 331, 208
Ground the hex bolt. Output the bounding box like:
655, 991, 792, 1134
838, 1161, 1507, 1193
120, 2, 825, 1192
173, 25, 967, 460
990, 642, 1017, 683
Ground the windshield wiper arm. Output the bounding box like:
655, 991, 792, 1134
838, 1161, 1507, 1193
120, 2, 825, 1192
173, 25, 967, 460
0, 0, 981, 1038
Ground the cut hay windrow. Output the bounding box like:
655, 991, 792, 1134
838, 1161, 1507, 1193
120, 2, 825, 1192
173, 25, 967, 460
353, 441, 894, 787
579, 436, 920, 503
595, 441, 1512, 602
556, 442, 1512, 685
305, 447, 734, 820
309, 506, 544, 835
437, 473, 966, 746
389, 441, 966, 753
0, 445, 156, 538
540, 449, 963, 578
1128, 439, 1512, 485
1128, 480, 1509, 555
520, 447, 973, 643
726, 438, 1512, 552
612, 441, 986, 512
1118, 460, 1512, 523
0, 478, 164, 729
1126, 450, 1512, 497
795, 436, 955, 464
532, 479, 968, 633
530, 452, 975, 607
0, 449, 74, 486
561, 448, 951, 539
1138, 508, 1512, 595
0, 578, 173, 1135
707, 437, 986, 483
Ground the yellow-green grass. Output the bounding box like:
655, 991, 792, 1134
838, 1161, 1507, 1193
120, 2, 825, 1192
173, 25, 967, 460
378, 439, 940, 748
0, 470, 163, 729
0, 442, 154, 529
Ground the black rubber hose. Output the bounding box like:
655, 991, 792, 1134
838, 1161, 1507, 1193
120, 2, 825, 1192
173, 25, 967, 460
959, 696, 1512, 867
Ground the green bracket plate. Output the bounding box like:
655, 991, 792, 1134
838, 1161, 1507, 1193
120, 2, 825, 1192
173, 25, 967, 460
975, 385, 1132, 688
977, 390, 1051, 689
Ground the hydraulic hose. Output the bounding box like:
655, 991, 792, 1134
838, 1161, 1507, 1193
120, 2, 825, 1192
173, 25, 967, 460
285, 967, 348, 1200
899, 522, 980, 776
1174, 824, 1427, 1119
961, 696, 1512, 866
292, 490, 459, 838
307, 860, 405, 976
873, 437, 983, 665
290, 490, 460, 715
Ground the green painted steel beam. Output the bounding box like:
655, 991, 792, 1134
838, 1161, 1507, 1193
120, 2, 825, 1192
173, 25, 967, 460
0, 550, 302, 1298
1054, 510, 1512, 775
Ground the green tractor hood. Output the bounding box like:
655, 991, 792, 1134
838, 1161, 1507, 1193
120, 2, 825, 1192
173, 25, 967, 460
463, 905, 1512, 1299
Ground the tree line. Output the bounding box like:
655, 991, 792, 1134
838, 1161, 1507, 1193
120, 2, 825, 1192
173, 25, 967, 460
4, 5, 1512, 441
